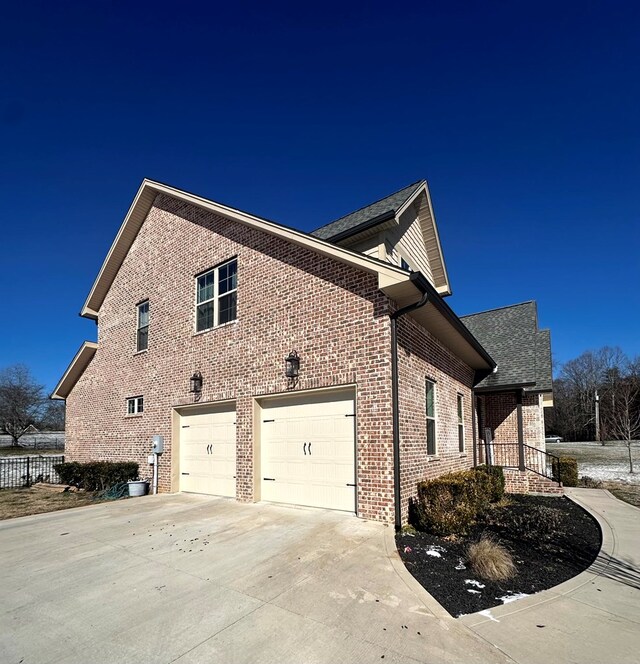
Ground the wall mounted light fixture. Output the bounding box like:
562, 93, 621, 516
189, 371, 203, 394
285, 351, 300, 387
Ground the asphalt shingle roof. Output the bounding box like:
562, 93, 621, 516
311, 181, 424, 241
461, 301, 552, 392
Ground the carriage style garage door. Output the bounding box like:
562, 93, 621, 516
259, 389, 356, 512
179, 404, 236, 497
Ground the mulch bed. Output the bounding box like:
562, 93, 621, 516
396, 494, 601, 617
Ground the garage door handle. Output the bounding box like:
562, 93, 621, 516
303, 442, 307, 455
263, 477, 275, 481
308, 442, 311, 455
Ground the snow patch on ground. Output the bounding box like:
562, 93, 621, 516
425, 545, 445, 557
498, 592, 529, 604
465, 579, 486, 588
466, 589, 481, 594
547, 442, 640, 484
455, 559, 466, 570
577, 466, 640, 484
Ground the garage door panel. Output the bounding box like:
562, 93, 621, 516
180, 405, 236, 498
260, 391, 355, 513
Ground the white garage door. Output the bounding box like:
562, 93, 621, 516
260, 390, 356, 512
179, 404, 236, 497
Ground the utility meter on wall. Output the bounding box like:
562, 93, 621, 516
151, 435, 164, 454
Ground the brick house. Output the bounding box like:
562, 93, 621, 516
52, 179, 555, 527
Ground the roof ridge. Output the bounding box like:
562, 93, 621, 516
461, 300, 536, 318
312, 179, 425, 233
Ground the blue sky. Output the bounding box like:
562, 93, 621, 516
1, 1, 638, 392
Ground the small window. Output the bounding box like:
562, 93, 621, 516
457, 394, 465, 452
196, 258, 237, 332
426, 380, 436, 455
127, 396, 144, 415
136, 301, 149, 352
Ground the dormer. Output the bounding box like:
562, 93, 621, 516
311, 180, 451, 296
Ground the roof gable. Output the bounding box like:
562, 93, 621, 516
73, 178, 493, 375
311, 181, 451, 296
80, 179, 411, 319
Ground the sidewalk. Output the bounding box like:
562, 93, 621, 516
459, 488, 640, 664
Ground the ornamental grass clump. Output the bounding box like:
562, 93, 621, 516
467, 534, 516, 582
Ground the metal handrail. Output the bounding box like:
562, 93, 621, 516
483, 442, 562, 486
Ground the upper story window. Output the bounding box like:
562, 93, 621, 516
196, 258, 237, 333
127, 396, 144, 415
457, 394, 465, 452
426, 379, 437, 455
136, 300, 149, 352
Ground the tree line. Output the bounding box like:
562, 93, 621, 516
0, 364, 65, 446
546, 347, 639, 470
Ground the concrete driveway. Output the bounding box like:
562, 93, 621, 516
0, 494, 510, 664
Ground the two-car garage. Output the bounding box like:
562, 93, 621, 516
176, 388, 356, 513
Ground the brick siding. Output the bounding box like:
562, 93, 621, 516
66, 193, 395, 522
503, 469, 564, 495
396, 314, 475, 523
63, 191, 553, 525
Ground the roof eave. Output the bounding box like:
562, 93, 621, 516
50, 341, 98, 400
411, 273, 495, 370
474, 382, 537, 393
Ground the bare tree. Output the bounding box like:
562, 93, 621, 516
602, 375, 640, 474
558, 346, 628, 442
38, 400, 65, 431
0, 364, 46, 447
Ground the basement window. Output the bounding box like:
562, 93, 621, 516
126, 396, 144, 415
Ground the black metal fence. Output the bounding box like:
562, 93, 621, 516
0, 455, 65, 489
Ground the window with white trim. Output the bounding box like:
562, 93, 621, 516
136, 300, 149, 352
426, 379, 436, 455
127, 396, 144, 415
457, 393, 465, 452
196, 258, 237, 332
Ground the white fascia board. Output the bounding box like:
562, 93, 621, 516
422, 182, 451, 295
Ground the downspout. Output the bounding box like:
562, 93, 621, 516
516, 390, 526, 471
390, 284, 429, 531
472, 390, 478, 467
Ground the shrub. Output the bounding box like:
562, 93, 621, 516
54, 461, 139, 491
508, 504, 564, 541
475, 465, 505, 502
552, 456, 578, 487
412, 470, 496, 535
467, 534, 516, 582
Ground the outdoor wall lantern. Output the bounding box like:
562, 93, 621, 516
285, 351, 300, 385
189, 371, 203, 394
